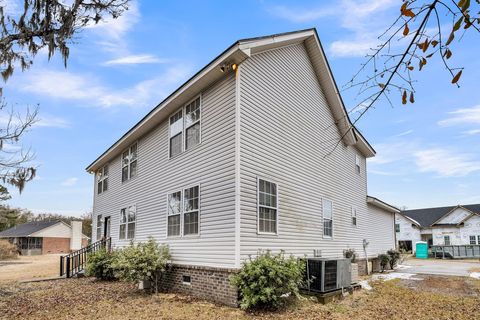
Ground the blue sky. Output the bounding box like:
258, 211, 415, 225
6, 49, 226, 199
3, 0, 480, 216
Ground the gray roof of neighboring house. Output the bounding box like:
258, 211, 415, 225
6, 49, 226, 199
0, 220, 60, 238
401, 204, 480, 227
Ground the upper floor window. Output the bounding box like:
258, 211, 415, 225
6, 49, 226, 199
395, 223, 400, 232
323, 199, 333, 237
122, 143, 137, 182
97, 165, 108, 194
355, 154, 361, 174
119, 205, 136, 240
351, 207, 357, 226
169, 96, 201, 158
258, 179, 277, 234
96, 215, 103, 240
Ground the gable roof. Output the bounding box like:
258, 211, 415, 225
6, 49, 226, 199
402, 204, 480, 228
0, 220, 60, 238
367, 196, 400, 214
86, 28, 375, 172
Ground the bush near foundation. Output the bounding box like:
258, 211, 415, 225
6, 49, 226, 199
85, 248, 117, 280
0, 239, 18, 260
231, 250, 306, 310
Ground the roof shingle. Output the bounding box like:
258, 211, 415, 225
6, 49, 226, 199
0, 220, 60, 238
401, 204, 480, 227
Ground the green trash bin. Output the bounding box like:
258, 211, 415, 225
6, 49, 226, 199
416, 241, 428, 259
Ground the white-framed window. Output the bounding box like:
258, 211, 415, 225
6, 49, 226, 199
395, 223, 400, 233
169, 96, 201, 158
122, 143, 138, 182
257, 179, 278, 234
169, 110, 183, 158
470, 236, 477, 245
119, 205, 136, 240
96, 214, 103, 240
355, 154, 361, 174
444, 235, 450, 245
478, 235, 480, 245
323, 199, 333, 237
97, 165, 109, 194
167, 185, 200, 237
167, 191, 181, 236
351, 207, 357, 226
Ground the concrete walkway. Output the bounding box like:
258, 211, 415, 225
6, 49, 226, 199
398, 257, 479, 277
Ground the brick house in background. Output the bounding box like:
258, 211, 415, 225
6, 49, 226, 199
0, 220, 89, 255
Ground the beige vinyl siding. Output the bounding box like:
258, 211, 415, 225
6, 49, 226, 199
239, 43, 394, 260
92, 74, 237, 268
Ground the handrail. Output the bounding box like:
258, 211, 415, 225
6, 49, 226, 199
60, 237, 111, 278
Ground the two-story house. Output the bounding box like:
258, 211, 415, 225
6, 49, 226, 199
86, 28, 399, 305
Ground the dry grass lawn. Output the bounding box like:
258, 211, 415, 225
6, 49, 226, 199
0, 254, 60, 283
0, 275, 479, 320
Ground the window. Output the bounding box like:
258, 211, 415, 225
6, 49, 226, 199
169, 110, 183, 158
351, 207, 357, 226
169, 96, 201, 158
395, 223, 400, 232
167, 185, 200, 237
182, 275, 191, 284
323, 199, 333, 237
470, 236, 477, 245
444, 235, 450, 245
355, 154, 361, 174
19, 237, 42, 250
478, 235, 480, 245
122, 143, 138, 182
184, 186, 199, 235
167, 191, 181, 236
258, 179, 278, 234
96, 215, 103, 240
119, 205, 136, 239
184, 98, 201, 150
97, 165, 109, 194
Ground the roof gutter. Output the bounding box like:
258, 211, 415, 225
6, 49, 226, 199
367, 196, 400, 214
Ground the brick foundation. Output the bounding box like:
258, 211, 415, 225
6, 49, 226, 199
42, 237, 70, 254
356, 257, 381, 276
160, 264, 238, 306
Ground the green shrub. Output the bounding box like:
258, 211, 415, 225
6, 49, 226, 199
85, 248, 117, 280
379, 254, 390, 272
0, 239, 17, 260
113, 238, 170, 293
231, 250, 306, 310
387, 249, 401, 269
344, 248, 356, 263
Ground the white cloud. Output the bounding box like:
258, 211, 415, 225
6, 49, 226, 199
268, 0, 398, 57
17, 65, 192, 108
462, 129, 480, 136
414, 149, 480, 177
394, 130, 414, 137
61, 177, 78, 187
0, 112, 70, 129
103, 54, 169, 66
438, 105, 480, 127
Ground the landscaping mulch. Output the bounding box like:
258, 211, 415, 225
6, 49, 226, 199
0, 276, 479, 319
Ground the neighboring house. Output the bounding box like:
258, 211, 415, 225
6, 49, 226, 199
396, 204, 480, 252
87, 28, 398, 305
0, 220, 88, 255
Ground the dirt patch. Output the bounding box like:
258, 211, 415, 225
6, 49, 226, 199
401, 275, 480, 296
0, 276, 479, 320
0, 254, 61, 283
468, 267, 480, 273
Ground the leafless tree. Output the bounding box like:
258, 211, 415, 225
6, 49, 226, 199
328, 0, 479, 154
0, 0, 129, 197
